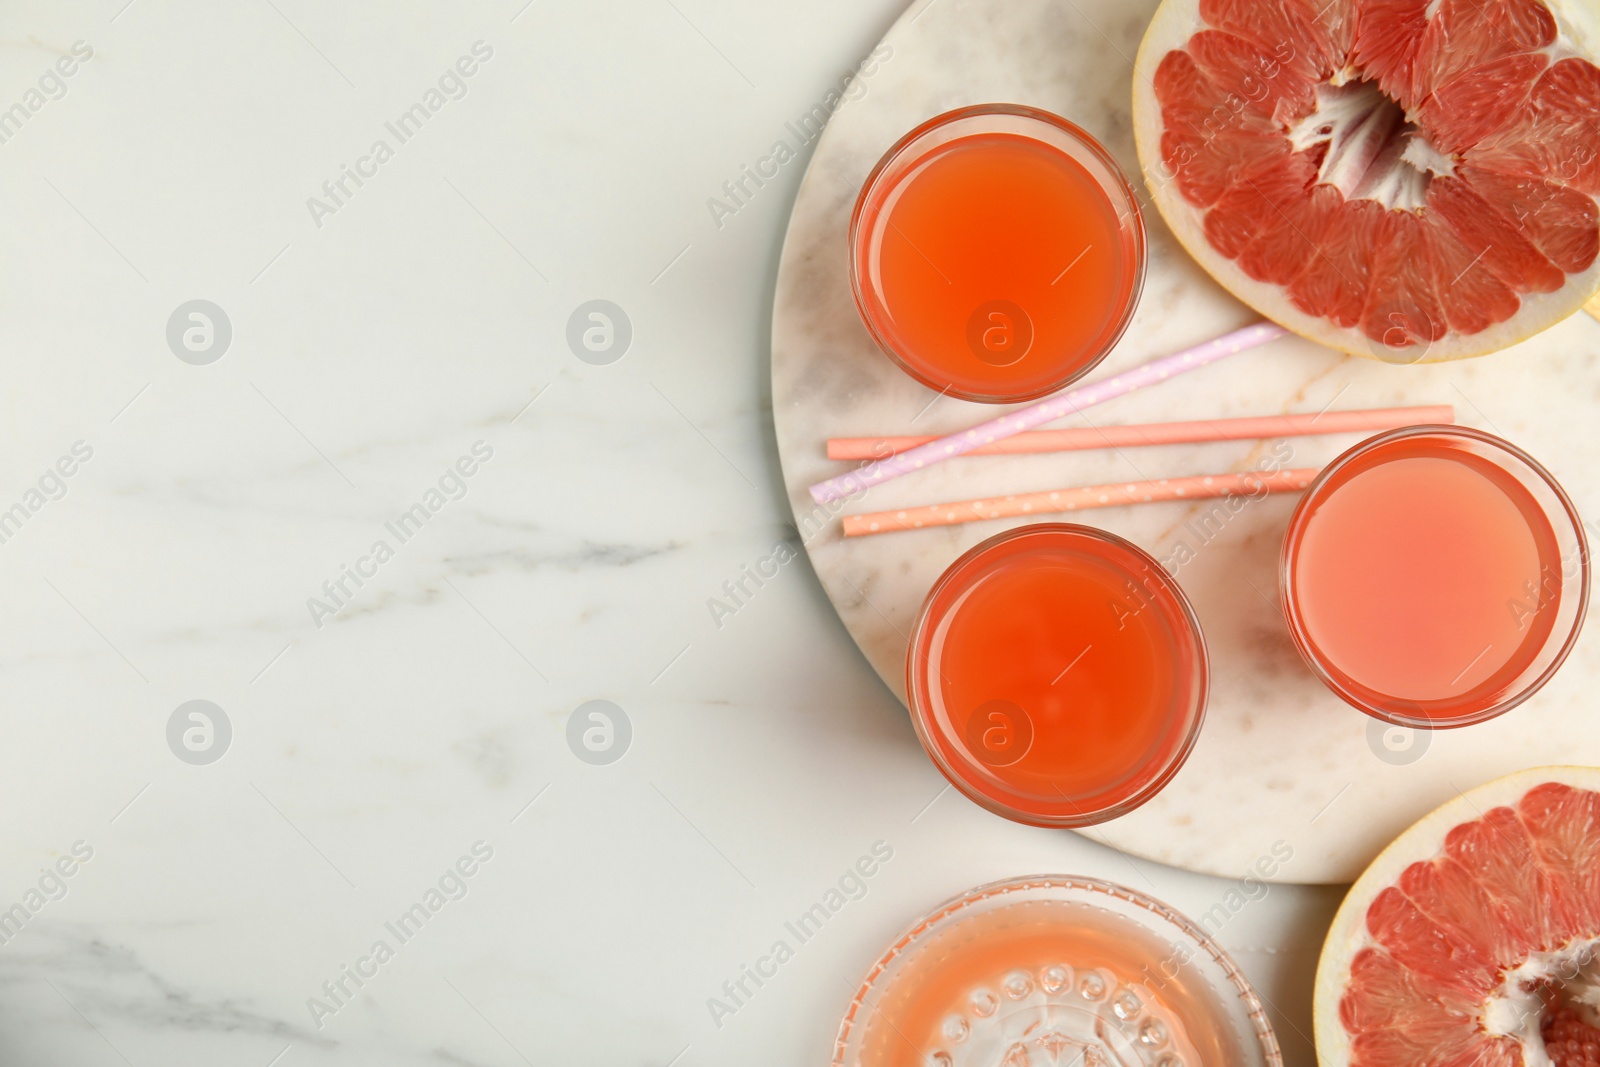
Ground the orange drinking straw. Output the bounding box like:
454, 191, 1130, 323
826, 406, 1454, 460
841, 469, 1321, 537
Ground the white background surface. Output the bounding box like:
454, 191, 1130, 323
0, 1, 1342, 1063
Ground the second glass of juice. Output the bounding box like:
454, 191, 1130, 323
907, 524, 1208, 826
1281, 425, 1590, 728
851, 104, 1147, 403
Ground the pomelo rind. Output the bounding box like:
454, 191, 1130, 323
1132, 0, 1600, 363
1312, 765, 1600, 1066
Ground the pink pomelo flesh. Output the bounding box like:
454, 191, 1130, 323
1135, 0, 1600, 360
1315, 769, 1600, 1067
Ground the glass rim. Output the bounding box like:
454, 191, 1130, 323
1279, 423, 1591, 730
848, 103, 1149, 404
831, 873, 1284, 1067
905, 522, 1209, 827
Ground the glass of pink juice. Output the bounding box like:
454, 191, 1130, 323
1281, 425, 1589, 728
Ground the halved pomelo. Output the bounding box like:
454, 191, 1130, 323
1133, 0, 1600, 362
1315, 767, 1600, 1066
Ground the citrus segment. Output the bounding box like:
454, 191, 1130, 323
1134, 0, 1600, 360
1290, 195, 1387, 328
1204, 151, 1319, 259
1360, 209, 1447, 347
1478, 59, 1600, 196
1152, 49, 1288, 207
1519, 783, 1600, 932
1199, 0, 1344, 80
1457, 167, 1599, 276
1428, 176, 1567, 295
1412, 0, 1557, 104
1415, 53, 1549, 154
1423, 219, 1522, 335
1351, 0, 1432, 107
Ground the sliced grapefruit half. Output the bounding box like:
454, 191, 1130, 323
1315, 767, 1600, 1066
1133, 0, 1600, 361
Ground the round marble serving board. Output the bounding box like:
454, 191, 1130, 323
771, 0, 1600, 884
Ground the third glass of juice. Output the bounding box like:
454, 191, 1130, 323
851, 105, 1146, 403
1282, 425, 1590, 728
907, 524, 1208, 826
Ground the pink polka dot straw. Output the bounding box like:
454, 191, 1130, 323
807, 322, 1289, 505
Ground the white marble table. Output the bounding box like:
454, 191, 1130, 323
0, 2, 1349, 1064
772, 0, 1600, 886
